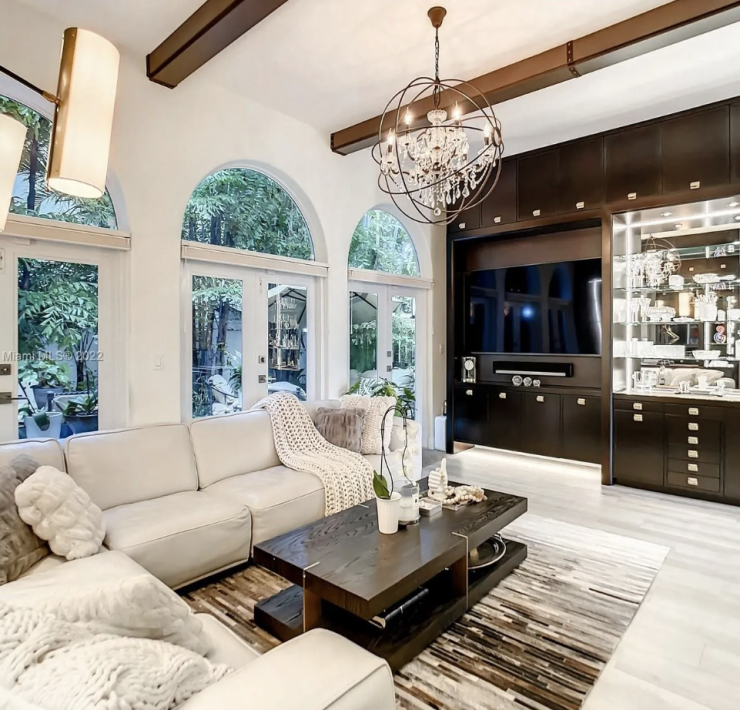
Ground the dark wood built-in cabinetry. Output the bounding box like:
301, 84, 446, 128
559, 137, 604, 214
517, 150, 560, 221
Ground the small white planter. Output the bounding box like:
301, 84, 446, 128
24, 412, 63, 440
376, 492, 401, 535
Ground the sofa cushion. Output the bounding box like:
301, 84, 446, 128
197, 614, 260, 669
0, 439, 64, 471
103, 491, 251, 589
205, 466, 324, 546
315, 408, 365, 453
190, 411, 281, 488
65, 424, 198, 510
301, 400, 340, 423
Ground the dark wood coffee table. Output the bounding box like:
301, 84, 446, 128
253, 480, 527, 670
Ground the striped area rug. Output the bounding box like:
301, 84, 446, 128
183, 516, 668, 710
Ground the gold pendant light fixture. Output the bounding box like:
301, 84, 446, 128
0, 28, 120, 230
373, 7, 504, 226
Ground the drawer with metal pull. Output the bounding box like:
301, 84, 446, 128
666, 416, 720, 447
667, 458, 720, 480
614, 398, 662, 413
666, 471, 721, 493
667, 443, 720, 464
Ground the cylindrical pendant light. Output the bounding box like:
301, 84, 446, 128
0, 113, 26, 232
47, 28, 120, 199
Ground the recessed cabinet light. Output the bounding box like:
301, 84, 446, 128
660, 212, 672, 217
675, 224, 684, 229
730, 202, 740, 208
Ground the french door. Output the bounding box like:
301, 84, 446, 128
0, 237, 126, 443
349, 282, 426, 420
183, 261, 318, 420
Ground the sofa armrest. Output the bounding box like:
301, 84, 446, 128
179, 629, 396, 710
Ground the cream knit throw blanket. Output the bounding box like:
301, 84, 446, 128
0, 597, 230, 710
251, 393, 374, 515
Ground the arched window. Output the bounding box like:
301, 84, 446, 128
182, 168, 314, 260
349, 210, 420, 276
0, 96, 118, 229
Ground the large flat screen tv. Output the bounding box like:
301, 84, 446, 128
465, 259, 602, 355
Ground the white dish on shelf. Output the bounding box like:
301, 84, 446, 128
693, 273, 720, 284
693, 350, 721, 360
673, 317, 693, 323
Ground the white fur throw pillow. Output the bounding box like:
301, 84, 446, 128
14, 466, 105, 560
340, 395, 396, 455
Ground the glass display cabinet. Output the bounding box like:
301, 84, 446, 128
613, 201, 740, 400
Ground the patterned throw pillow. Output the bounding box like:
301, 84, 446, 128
0, 455, 48, 585
315, 407, 366, 453
340, 395, 396, 455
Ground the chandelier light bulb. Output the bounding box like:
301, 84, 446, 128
404, 110, 413, 126
453, 103, 461, 122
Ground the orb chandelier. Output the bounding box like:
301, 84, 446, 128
372, 6, 504, 226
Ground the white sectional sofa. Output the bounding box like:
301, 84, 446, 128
0, 400, 410, 709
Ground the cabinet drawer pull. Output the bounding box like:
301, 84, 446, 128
532, 209, 541, 217
690, 181, 701, 190
688, 423, 699, 431
576, 201, 585, 210
494, 216, 502, 224
537, 396, 545, 403
688, 450, 699, 459
466, 389, 473, 396
499, 393, 507, 400
577, 398, 586, 406
634, 414, 643, 422
458, 222, 466, 230
688, 464, 699, 473
688, 436, 699, 445
628, 192, 637, 200
688, 407, 699, 416
687, 477, 699, 487
633, 403, 643, 411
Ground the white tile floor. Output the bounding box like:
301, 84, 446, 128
428, 447, 740, 710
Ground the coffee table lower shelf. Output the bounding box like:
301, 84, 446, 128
255, 538, 527, 671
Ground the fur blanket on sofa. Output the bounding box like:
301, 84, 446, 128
0, 576, 230, 710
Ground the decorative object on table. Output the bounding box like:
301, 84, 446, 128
678, 291, 693, 318
646, 306, 675, 322
461, 356, 476, 383
533, 379, 541, 387
638, 295, 652, 321
661, 324, 681, 344
419, 497, 442, 517
427, 458, 449, 502
679, 380, 691, 394
373, 6, 504, 225
439, 484, 487, 510
628, 298, 641, 323
512, 375, 523, 386
728, 308, 740, 321
373, 469, 401, 535
468, 535, 507, 570
632, 370, 657, 390
523, 377, 533, 387
693, 273, 720, 284
398, 479, 421, 526
669, 274, 685, 290
718, 309, 727, 322
714, 325, 727, 345
15, 465, 105, 560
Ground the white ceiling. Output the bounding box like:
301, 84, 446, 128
11, 0, 740, 156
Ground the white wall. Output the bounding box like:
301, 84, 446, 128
0, 2, 439, 429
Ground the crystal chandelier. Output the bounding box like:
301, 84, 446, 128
372, 6, 504, 225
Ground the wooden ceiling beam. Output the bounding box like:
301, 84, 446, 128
331, 0, 740, 155
147, 0, 291, 89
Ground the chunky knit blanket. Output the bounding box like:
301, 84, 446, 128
0, 585, 230, 710
252, 393, 374, 515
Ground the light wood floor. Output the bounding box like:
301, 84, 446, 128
426, 447, 740, 710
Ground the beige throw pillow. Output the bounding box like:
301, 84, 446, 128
0, 455, 48, 585
340, 395, 396, 455
315, 407, 366, 453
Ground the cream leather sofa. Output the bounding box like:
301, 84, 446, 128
0, 430, 398, 710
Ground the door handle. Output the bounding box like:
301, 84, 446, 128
688, 436, 699, 445
688, 450, 699, 459
688, 423, 699, 431
633, 414, 643, 422
466, 390, 473, 396
0, 393, 27, 405
633, 402, 643, 411
536, 396, 545, 403
688, 407, 699, 416
577, 398, 586, 406
499, 393, 507, 400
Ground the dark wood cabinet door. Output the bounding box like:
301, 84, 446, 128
481, 158, 517, 227
724, 413, 740, 499
731, 103, 740, 185
613, 409, 664, 486
521, 393, 561, 458
453, 386, 488, 445
449, 200, 481, 233
559, 137, 605, 214
517, 150, 560, 221
662, 107, 730, 194
561, 395, 602, 464
605, 124, 662, 203
488, 388, 522, 451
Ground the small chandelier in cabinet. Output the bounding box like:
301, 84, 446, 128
373, 7, 504, 226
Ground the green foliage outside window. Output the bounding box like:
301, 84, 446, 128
349, 210, 420, 276
182, 168, 314, 260
0, 96, 117, 229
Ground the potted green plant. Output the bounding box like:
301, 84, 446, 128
19, 358, 72, 410
373, 470, 400, 535
63, 392, 99, 435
